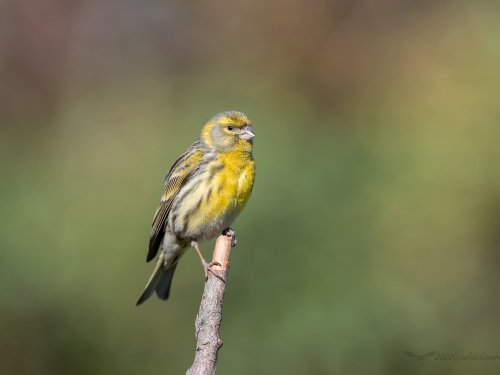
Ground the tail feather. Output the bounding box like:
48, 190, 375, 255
137, 252, 176, 306
155, 263, 178, 301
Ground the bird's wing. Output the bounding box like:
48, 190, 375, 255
147, 143, 204, 262
423, 351, 438, 357
402, 351, 418, 358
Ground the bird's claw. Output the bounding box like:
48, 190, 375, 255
201, 260, 225, 282
222, 227, 237, 247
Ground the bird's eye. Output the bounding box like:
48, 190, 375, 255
227, 126, 233, 131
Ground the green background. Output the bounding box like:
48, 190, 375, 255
1, 1, 500, 374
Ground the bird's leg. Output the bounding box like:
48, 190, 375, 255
222, 227, 237, 247
191, 240, 224, 281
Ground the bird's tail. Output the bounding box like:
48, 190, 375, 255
136, 252, 178, 306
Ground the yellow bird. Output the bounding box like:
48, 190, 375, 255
136, 111, 256, 305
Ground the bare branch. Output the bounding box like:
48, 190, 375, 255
186, 234, 232, 375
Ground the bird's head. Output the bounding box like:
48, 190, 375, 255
200, 111, 255, 153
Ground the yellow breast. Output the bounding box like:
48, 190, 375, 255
207, 150, 255, 217
181, 150, 255, 240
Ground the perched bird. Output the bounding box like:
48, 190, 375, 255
136, 111, 256, 305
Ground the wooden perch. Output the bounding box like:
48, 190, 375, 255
186, 234, 233, 375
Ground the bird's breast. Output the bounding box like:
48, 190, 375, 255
171, 151, 255, 241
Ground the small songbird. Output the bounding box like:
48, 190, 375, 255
136, 111, 256, 305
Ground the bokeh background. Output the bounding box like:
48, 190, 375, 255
2, 0, 500, 374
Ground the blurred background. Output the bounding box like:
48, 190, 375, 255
1, 0, 500, 374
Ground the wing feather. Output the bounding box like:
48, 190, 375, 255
147, 143, 204, 262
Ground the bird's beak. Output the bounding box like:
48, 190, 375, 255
239, 127, 256, 140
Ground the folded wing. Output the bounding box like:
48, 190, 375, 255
147, 143, 204, 262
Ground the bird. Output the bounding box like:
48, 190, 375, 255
402, 351, 438, 360
136, 110, 256, 306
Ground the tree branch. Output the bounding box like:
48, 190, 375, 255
186, 234, 232, 375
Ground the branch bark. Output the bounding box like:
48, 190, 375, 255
186, 234, 232, 375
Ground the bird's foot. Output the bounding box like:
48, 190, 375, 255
222, 227, 237, 247
201, 259, 225, 282
191, 240, 226, 282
